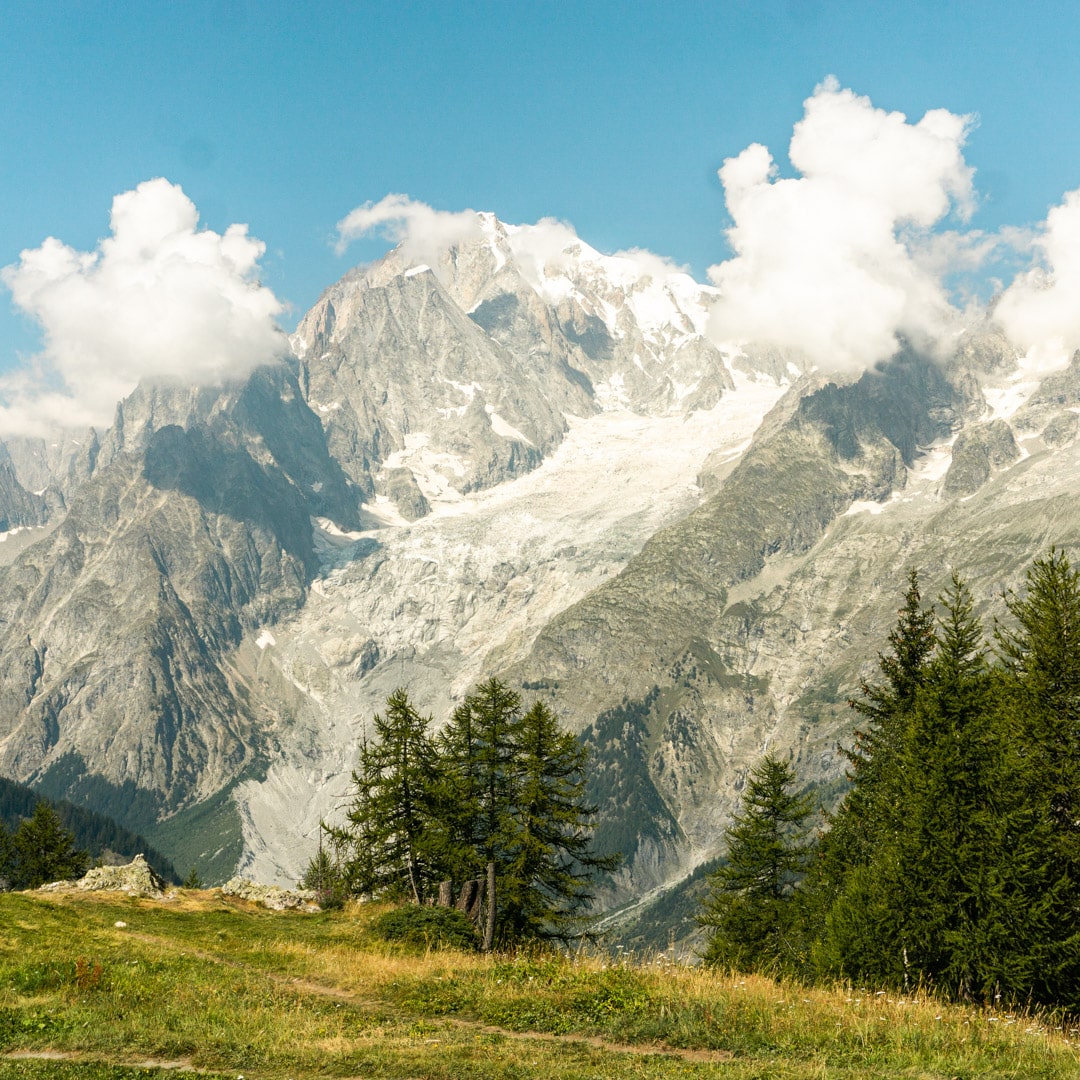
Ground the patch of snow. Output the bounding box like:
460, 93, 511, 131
256, 629, 277, 650
844, 499, 890, 517
312, 401, 342, 414
594, 371, 630, 410
32, 488, 46, 496
0, 526, 28, 543
442, 379, 482, 402
313, 517, 366, 541
910, 438, 957, 484
404, 264, 431, 278
671, 379, 701, 403
486, 405, 534, 445
982, 378, 1040, 421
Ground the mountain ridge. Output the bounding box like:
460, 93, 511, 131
0, 212, 1074, 906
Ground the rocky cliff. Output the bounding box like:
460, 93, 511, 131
1, 217, 1074, 911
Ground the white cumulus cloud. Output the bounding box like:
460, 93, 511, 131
995, 188, 1080, 371
335, 193, 486, 263
707, 77, 977, 370
0, 178, 285, 435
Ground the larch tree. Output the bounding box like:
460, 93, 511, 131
327, 688, 445, 904
499, 700, 619, 944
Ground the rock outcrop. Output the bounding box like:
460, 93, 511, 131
221, 877, 319, 911
38, 854, 167, 898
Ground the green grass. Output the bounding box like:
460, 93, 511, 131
1, 889, 1078, 1079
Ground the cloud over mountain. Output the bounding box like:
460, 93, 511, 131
995, 187, 1080, 370
335, 194, 486, 263
706, 77, 977, 371
0, 178, 285, 435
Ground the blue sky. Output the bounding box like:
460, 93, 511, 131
2, 1, 1080, 399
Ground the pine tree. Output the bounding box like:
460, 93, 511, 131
825, 575, 1051, 1000
830, 569, 935, 869
995, 549, 1080, 1006
698, 754, 814, 974
331, 688, 445, 903
10, 801, 89, 889
323, 680, 621, 945
883, 575, 995, 991
809, 570, 934, 974
500, 700, 619, 943
440, 679, 617, 947
440, 677, 530, 949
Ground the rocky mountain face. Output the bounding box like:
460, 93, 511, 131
0, 364, 361, 876
1, 216, 1076, 910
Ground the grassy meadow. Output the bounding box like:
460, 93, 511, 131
1, 888, 1078, 1079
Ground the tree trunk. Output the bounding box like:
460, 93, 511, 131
483, 860, 496, 952
457, 878, 482, 922
438, 880, 453, 907
407, 857, 421, 905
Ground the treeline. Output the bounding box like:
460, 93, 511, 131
305, 677, 617, 949
699, 551, 1080, 1011
0, 776, 179, 888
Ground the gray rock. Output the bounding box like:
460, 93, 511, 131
376, 467, 431, 521
1043, 411, 1078, 448
943, 419, 1019, 498
221, 877, 319, 911
38, 854, 167, 898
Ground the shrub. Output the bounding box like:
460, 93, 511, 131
371, 904, 479, 952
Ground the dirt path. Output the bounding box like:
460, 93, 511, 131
88, 930, 735, 1069
273, 972, 734, 1065
3, 1049, 202, 1071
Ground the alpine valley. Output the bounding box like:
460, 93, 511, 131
2, 215, 1078, 931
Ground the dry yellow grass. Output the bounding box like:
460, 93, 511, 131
0, 889, 1077, 1079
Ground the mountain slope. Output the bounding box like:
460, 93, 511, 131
2, 213, 1076, 908
0, 364, 361, 849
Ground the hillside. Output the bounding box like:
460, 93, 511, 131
2, 213, 1079, 912
0, 776, 179, 884
1, 889, 1078, 1079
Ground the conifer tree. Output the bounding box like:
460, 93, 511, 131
995, 549, 1080, 1006
881, 575, 995, 990
824, 575, 1052, 1000
698, 754, 814, 974
808, 570, 934, 972
440, 677, 521, 949
500, 700, 619, 943
10, 801, 89, 889
330, 688, 444, 903
438, 679, 617, 946
829, 568, 935, 870
322, 680, 625, 943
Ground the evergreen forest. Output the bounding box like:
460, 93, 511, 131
699, 550, 1080, 1012
0, 778, 179, 889
303, 677, 618, 950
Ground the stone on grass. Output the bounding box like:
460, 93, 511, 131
38, 854, 167, 898
221, 877, 320, 912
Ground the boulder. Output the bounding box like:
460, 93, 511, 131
38, 853, 167, 898
220, 877, 320, 912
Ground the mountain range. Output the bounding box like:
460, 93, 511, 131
1, 216, 1077, 910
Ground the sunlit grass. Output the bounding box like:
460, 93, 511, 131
0, 889, 1078, 1078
